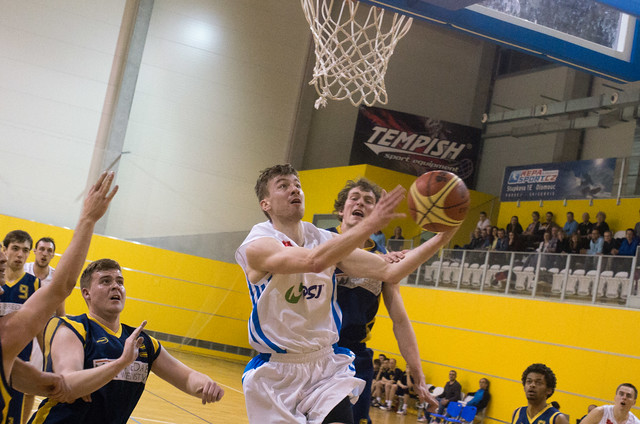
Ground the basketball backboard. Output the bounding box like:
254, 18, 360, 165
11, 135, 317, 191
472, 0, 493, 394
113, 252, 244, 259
359, 0, 640, 83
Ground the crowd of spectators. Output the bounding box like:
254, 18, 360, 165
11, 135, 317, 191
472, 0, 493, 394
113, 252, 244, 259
456, 210, 640, 258
371, 354, 492, 423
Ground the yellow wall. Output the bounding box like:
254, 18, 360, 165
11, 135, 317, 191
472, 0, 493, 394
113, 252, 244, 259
369, 287, 640, 423
0, 214, 252, 362
497, 198, 640, 235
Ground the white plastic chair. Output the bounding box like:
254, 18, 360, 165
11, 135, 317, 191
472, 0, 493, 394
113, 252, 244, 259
470, 264, 485, 287
566, 269, 585, 295
449, 262, 461, 285
598, 270, 613, 297
515, 266, 534, 291
461, 263, 476, 287
551, 269, 568, 294
577, 270, 597, 296
484, 264, 501, 286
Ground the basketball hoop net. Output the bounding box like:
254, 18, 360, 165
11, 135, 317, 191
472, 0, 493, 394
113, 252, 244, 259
301, 0, 413, 109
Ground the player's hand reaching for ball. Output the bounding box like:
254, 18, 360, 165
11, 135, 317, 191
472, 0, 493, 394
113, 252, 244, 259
366, 185, 406, 231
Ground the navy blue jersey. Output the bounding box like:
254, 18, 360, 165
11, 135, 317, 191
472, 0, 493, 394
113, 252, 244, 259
512, 405, 562, 424
327, 226, 386, 351
29, 314, 161, 424
0, 338, 14, 424
1, 272, 40, 424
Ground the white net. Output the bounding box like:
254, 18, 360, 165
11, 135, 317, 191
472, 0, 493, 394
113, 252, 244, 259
301, 0, 413, 109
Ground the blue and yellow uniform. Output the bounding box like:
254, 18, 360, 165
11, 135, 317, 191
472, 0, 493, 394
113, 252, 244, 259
0, 339, 15, 424
1, 272, 40, 424
512, 405, 562, 424
328, 225, 386, 424
28, 314, 161, 424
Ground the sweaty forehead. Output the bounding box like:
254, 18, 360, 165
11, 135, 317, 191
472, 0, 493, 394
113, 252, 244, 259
270, 174, 299, 185
526, 372, 545, 382
94, 269, 123, 279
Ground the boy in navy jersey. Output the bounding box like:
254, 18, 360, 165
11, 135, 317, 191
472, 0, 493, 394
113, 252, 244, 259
512, 364, 569, 424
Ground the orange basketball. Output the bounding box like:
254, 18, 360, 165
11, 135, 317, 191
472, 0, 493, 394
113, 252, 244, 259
408, 171, 470, 232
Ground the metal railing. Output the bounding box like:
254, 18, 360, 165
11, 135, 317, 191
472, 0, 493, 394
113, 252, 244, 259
409, 249, 640, 308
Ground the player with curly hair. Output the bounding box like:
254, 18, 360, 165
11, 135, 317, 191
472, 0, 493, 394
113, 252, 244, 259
512, 363, 569, 424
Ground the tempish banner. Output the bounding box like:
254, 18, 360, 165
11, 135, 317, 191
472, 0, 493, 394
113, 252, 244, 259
501, 158, 617, 201
349, 106, 481, 187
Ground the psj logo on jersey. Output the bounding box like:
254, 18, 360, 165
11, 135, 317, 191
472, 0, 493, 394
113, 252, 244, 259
285, 283, 324, 304
508, 168, 558, 184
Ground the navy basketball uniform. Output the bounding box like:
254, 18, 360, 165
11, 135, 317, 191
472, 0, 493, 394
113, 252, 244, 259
512, 405, 562, 424
28, 314, 161, 424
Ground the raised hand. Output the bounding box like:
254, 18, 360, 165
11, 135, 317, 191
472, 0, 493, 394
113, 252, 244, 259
120, 321, 147, 366
366, 185, 406, 231
82, 171, 119, 222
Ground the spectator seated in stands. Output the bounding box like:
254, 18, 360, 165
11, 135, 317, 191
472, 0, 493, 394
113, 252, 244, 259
431, 370, 462, 422
602, 231, 618, 255
537, 231, 554, 253
578, 212, 594, 240
618, 229, 639, 256
508, 231, 525, 252
379, 358, 404, 411
555, 229, 570, 254
563, 211, 578, 236
538, 211, 558, 238
393, 363, 414, 416
586, 229, 604, 255
593, 211, 610, 236
523, 211, 541, 247
372, 358, 390, 407
493, 228, 509, 251
459, 228, 484, 250
483, 227, 497, 250
507, 215, 523, 236
568, 233, 582, 254
388, 226, 405, 251
476, 211, 492, 232
466, 378, 491, 424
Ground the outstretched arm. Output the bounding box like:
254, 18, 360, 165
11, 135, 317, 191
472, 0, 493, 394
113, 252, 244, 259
244, 185, 406, 283
151, 349, 224, 404
49, 321, 146, 401
10, 359, 71, 402
1, 172, 118, 376
339, 228, 458, 284
382, 282, 436, 408
578, 407, 604, 424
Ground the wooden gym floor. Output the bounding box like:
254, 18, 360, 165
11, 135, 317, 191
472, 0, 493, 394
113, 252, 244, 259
30, 349, 421, 424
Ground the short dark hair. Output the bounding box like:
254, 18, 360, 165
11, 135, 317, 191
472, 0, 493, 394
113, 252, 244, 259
627, 228, 636, 235
80, 259, 121, 290
617, 383, 638, 399
532, 211, 540, 218
522, 363, 557, 398
333, 178, 382, 221
567, 211, 574, 216
254, 164, 299, 220
3, 230, 33, 250
35, 237, 56, 252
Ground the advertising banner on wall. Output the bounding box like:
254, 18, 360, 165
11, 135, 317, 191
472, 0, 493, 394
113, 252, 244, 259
349, 106, 481, 188
501, 158, 617, 201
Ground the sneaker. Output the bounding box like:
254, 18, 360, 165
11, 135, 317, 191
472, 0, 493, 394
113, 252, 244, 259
379, 405, 390, 411
418, 417, 427, 422
397, 409, 407, 415
371, 400, 380, 408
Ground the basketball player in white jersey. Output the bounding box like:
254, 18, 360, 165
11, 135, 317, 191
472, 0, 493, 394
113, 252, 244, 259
580, 384, 639, 424
236, 164, 458, 424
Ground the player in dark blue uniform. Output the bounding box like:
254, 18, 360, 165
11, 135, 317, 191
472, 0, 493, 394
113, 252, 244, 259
330, 178, 450, 424
0, 171, 120, 424
513, 364, 569, 424
28, 258, 224, 424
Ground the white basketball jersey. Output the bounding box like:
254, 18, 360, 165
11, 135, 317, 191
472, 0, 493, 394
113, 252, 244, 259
235, 221, 341, 355
600, 405, 640, 424
24, 262, 55, 286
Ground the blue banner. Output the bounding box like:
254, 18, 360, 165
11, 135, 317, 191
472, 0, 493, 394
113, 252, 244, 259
501, 158, 617, 201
